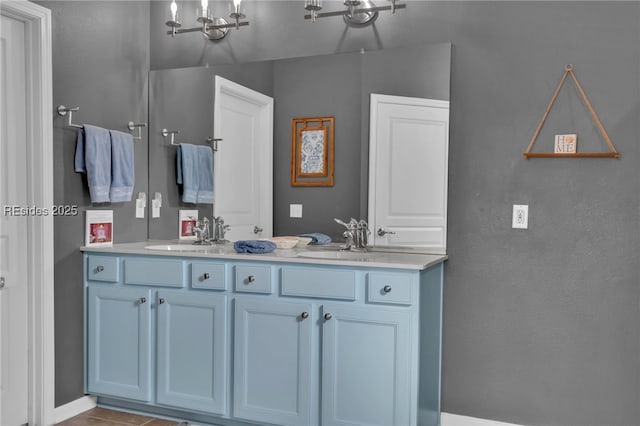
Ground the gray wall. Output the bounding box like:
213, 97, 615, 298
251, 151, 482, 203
41, 1, 640, 425
34, 0, 150, 407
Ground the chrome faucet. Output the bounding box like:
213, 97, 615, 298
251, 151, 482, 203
193, 217, 211, 245
334, 217, 370, 251
212, 216, 231, 243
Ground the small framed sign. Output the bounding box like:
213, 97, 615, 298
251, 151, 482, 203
554, 134, 577, 154
291, 116, 335, 187
179, 209, 199, 240
85, 210, 113, 247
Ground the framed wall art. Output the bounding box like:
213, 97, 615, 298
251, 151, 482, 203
291, 116, 335, 187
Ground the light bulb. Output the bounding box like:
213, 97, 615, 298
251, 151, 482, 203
201, 0, 209, 15
170, 0, 178, 21
233, 0, 242, 8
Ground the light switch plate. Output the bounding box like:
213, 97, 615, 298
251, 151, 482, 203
512, 204, 528, 229
290, 204, 303, 218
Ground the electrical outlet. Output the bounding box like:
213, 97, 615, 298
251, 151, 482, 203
512, 204, 528, 229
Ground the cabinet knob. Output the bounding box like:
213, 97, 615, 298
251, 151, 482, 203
203, 273, 210, 280
158, 298, 165, 304
383, 285, 392, 293
324, 313, 332, 321
301, 311, 309, 319
139, 297, 146, 304
96, 265, 104, 272
247, 275, 255, 283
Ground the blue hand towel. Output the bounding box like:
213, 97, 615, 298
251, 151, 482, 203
196, 145, 214, 204
298, 233, 332, 245
176, 143, 199, 204
75, 125, 111, 203
234, 240, 277, 254
109, 130, 135, 202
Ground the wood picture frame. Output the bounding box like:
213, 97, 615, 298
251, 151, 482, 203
291, 116, 335, 186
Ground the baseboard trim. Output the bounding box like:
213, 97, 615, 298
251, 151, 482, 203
442, 412, 523, 426
53, 395, 97, 423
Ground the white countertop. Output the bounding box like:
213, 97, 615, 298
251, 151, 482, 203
81, 240, 447, 271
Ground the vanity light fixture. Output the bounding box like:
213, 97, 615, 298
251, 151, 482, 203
304, 0, 406, 25
165, 0, 249, 41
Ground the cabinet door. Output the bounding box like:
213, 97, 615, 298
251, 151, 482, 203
233, 298, 312, 426
87, 286, 152, 401
321, 304, 412, 426
156, 291, 227, 415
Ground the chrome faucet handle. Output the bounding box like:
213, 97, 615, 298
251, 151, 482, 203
334, 218, 350, 228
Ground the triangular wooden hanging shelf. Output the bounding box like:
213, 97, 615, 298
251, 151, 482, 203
523, 65, 620, 158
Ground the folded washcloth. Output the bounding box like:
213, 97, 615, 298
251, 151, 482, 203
176, 143, 199, 204
298, 233, 332, 245
75, 125, 111, 203
109, 130, 135, 202
234, 240, 277, 254
196, 145, 214, 204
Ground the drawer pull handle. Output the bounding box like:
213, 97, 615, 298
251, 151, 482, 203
96, 265, 104, 273
139, 297, 147, 304
324, 313, 332, 321
203, 273, 210, 280
301, 312, 309, 319
247, 275, 255, 283
158, 298, 165, 304
383, 285, 392, 293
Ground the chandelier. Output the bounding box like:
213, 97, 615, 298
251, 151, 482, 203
165, 0, 249, 41
304, 0, 406, 25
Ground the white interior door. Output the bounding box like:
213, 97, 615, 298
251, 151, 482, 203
0, 12, 30, 426
368, 94, 450, 254
213, 76, 273, 241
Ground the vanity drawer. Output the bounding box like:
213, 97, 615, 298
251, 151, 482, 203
235, 264, 273, 294
87, 255, 119, 282
191, 262, 226, 290
281, 267, 356, 300
367, 271, 415, 306
124, 258, 185, 287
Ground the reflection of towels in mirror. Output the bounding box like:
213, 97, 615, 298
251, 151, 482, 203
109, 130, 135, 202
74, 125, 111, 203
196, 145, 214, 204
176, 143, 214, 204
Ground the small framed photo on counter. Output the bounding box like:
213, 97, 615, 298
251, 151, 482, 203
179, 209, 199, 240
85, 210, 113, 247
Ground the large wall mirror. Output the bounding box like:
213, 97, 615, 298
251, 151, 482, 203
148, 42, 451, 243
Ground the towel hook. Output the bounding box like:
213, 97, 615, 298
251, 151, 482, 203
57, 105, 83, 129
128, 122, 147, 141
162, 128, 180, 145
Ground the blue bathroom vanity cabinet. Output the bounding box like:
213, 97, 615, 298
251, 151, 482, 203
82, 243, 446, 426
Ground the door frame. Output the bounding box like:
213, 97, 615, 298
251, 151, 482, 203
0, 1, 55, 424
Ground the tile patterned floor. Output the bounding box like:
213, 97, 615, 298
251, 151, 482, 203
55, 406, 184, 426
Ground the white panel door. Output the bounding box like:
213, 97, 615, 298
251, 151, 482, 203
214, 76, 273, 241
0, 13, 29, 426
368, 94, 450, 254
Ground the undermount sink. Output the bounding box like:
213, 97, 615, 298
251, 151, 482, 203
297, 250, 383, 261
144, 244, 212, 252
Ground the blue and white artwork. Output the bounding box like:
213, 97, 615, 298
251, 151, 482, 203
300, 129, 325, 174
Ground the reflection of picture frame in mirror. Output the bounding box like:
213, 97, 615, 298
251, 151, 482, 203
291, 116, 334, 187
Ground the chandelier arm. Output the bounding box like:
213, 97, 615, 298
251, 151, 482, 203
304, 3, 406, 20
207, 21, 249, 30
